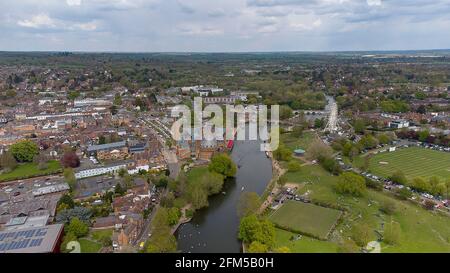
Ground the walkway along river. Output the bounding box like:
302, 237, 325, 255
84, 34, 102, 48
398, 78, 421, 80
175, 138, 273, 253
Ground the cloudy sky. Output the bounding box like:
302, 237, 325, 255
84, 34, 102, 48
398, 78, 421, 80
1, 0, 450, 52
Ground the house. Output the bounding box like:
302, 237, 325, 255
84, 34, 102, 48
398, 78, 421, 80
389, 119, 409, 129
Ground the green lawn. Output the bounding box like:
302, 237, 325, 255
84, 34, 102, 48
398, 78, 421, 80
0, 160, 62, 182
79, 238, 102, 253
281, 131, 316, 152
367, 147, 450, 180
276, 163, 450, 252
91, 229, 113, 242
269, 200, 342, 240
274, 229, 339, 253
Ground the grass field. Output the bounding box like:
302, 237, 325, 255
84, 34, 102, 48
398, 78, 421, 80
276, 163, 450, 252
367, 147, 450, 180
269, 200, 342, 240
274, 228, 339, 253
79, 238, 102, 253
281, 131, 317, 152
0, 160, 62, 182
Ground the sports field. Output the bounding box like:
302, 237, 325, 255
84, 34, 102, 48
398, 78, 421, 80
368, 147, 450, 180
269, 200, 342, 240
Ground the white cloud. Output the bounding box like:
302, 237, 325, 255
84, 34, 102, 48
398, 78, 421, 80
17, 14, 55, 28
66, 0, 82, 6
367, 0, 382, 6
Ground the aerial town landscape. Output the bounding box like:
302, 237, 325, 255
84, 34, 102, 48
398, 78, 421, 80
0, 0, 449, 259
0, 51, 449, 254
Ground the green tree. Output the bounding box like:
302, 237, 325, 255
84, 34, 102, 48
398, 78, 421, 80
63, 168, 76, 190
238, 214, 275, 248
208, 153, 237, 177
167, 207, 181, 226
279, 105, 293, 120
10, 140, 39, 162
389, 170, 408, 185
354, 119, 366, 134
247, 241, 269, 253
61, 232, 77, 253
380, 199, 397, 215
287, 160, 302, 172
0, 151, 18, 171
335, 172, 366, 196
306, 139, 333, 161
237, 192, 261, 218
418, 130, 430, 142
411, 177, 431, 193
351, 223, 372, 247
66, 217, 89, 238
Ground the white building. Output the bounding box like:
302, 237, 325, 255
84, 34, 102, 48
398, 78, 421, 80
389, 120, 409, 129
75, 162, 133, 179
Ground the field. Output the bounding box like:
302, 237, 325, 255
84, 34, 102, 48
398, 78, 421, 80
274, 229, 339, 253
0, 160, 62, 182
274, 163, 450, 252
269, 200, 342, 240
281, 131, 317, 152
79, 238, 102, 253
367, 147, 450, 180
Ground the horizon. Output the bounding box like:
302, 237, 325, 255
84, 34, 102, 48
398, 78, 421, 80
2, 1, 450, 52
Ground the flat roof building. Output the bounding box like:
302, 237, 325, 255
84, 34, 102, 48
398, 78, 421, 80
0, 224, 64, 253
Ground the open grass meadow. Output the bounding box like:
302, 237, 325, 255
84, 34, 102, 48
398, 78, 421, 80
79, 238, 103, 253
0, 160, 62, 182
281, 131, 317, 152
368, 147, 450, 181
269, 200, 342, 240
274, 228, 339, 253
273, 162, 450, 252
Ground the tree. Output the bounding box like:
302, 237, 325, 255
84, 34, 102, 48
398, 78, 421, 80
351, 223, 371, 247
279, 105, 293, 120
383, 221, 401, 245
287, 160, 302, 172
411, 177, 431, 193
396, 187, 412, 200
247, 241, 269, 253
354, 119, 366, 134
10, 140, 39, 162
238, 214, 275, 248
66, 217, 89, 238
209, 153, 237, 177
146, 207, 177, 253
380, 199, 397, 215
61, 151, 80, 168
114, 182, 126, 196
306, 139, 333, 161
358, 134, 379, 149
273, 143, 292, 162
237, 192, 261, 218
389, 171, 408, 185
418, 130, 430, 142
56, 207, 92, 223
190, 185, 209, 209
167, 207, 181, 226
335, 172, 366, 196
273, 246, 291, 253
292, 126, 304, 138
63, 168, 76, 190
0, 151, 18, 171
61, 232, 78, 253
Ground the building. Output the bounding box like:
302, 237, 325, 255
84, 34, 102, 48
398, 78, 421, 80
0, 224, 64, 253
74, 98, 112, 108
389, 120, 410, 129
86, 141, 128, 161
75, 161, 135, 179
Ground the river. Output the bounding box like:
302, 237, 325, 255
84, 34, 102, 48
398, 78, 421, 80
175, 138, 273, 253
